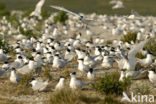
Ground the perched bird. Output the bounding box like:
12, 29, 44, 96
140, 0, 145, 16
0, 49, 11, 62
101, 55, 113, 68
30, 78, 49, 91
53, 54, 67, 68
54, 76, 65, 90
69, 72, 90, 89
148, 69, 156, 84
17, 59, 38, 74
10, 68, 20, 83
87, 68, 95, 80
137, 54, 153, 66
78, 59, 89, 72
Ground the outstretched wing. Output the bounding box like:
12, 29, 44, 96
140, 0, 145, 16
30, 0, 45, 16
50, 5, 80, 18
128, 39, 149, 63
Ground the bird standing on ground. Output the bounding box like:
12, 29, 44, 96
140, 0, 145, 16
30, 78, 49, 91
70, 72, 90, 89
10, 68, 20, 83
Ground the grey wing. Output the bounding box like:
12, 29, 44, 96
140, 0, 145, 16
10, 62, 20, 69
128, 39, 149, 62
50, 5, 80, 17
17, 65, 32, 74
35, 0, 45, 12
31, 0, 45, 15
0, 55, 7, 61
33, 81, 48, 91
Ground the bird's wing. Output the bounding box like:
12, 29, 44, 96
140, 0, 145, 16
50, 5, 80, 17
33, 80, 48, 91
31, 0, 45, 15
17, 65, 33, 74
128, 39, 149, 62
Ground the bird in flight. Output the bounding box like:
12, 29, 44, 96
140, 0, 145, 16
50, 5, 94, 22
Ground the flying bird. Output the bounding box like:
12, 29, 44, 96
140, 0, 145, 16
30, 0, 46, 19
50, 5, 93, 22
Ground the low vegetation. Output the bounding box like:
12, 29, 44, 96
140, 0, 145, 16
136, 52, 146, 59
19, 27, 41, 38
53, 11, 68, 25
121, 32, 137, 43
144, 38, 156, 56
0, 36, 12, 53
48, 89, 123, 104
92, 72, 131, 95
134, 84, 151, 95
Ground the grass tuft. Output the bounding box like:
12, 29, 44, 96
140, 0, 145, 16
121, 32, 137, 43
92, 72, 131, 95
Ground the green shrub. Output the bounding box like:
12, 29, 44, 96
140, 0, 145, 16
41, 10, 51, 19
24, 52, 33, 59
7, 14, 20, 28
121, 32, 137, 43
136, 52, 146, 59
106, 40, 113, 45
19, 27, 41, 38
0, 37, 12, 53
22, 9, 33, 18
92, 72, 131, 95
144, 38, 156, 56
54, 11, 68, 25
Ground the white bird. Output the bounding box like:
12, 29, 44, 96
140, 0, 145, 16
10, 68, 20, 83
30, 78, 49, 91
119, 69, 126, 82
148, 69, 156, 84
0, 49, 11, 62
50, 5, 93, 22
123, 39, 149, 71
54, 76, 65, 91
64, 48, 76, 61
137, 54, 153, 66
87, 68, 95, 80
69, 72, 90, 89
52, 54, 66, 68
30, 0, 45, 20
112, 1, 124, 9
10, 56, 24, 69
78, 59, 89, 72
17, 59, 37, 74
101, 55, 113, 68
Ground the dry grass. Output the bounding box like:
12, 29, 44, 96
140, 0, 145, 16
0, 73, 34, 96
0, 97, 21, 104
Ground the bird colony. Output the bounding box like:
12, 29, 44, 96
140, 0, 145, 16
0, 0, 156, 103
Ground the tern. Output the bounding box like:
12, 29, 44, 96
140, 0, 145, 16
69, 72, 90, 89
50, 5, 93, 22
30, 0, 46, 19
10, 68, 21, 84
54, 76, 65, 91
122, 39, 149, 71
30, 78, 49, 91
